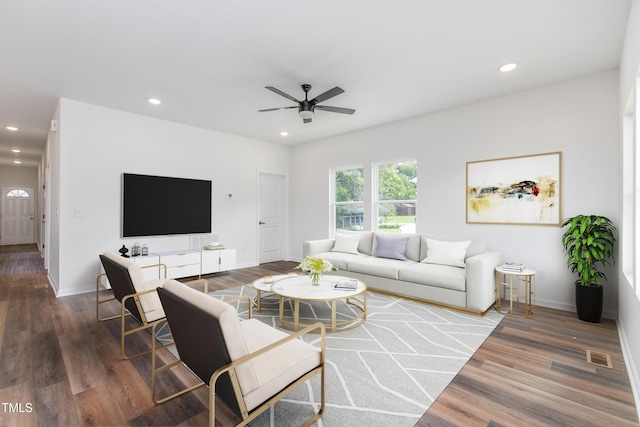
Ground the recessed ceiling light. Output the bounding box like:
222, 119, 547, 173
499, 63, 517, 72
280, 131, 289, 136
11, 149, 20, 153
13, 160, 21, 164
148, 98, 162, 105
6, 126, 19, 131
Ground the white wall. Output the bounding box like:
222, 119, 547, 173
0, 165, 38, 187
50, 98, 290, 296
618, 0, 640, 410
291, 70, 619, 316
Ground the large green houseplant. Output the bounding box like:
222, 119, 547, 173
561, 214, 617, 323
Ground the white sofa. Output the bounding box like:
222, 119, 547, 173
303, 231, 502, 313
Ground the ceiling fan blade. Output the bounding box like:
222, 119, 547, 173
258, 106, 297, 112
315, 105, 355, 115
265, 86, 301, 103
303, 118, 312, 124
310, 86, 344, 104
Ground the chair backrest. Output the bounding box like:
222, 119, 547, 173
100, 252, 143, 323
158, 280, 247, 417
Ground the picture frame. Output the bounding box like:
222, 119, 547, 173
466, 151, 562, 225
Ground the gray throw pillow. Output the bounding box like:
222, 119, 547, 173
373, 234, 409, 260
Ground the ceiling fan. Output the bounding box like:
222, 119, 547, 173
258, 84, 355, 123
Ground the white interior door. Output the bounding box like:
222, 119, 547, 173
1, 187, 35, 245
258, 173, 286, 263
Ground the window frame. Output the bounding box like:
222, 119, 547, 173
331, 165, 365, 234
373, 158, 417, 233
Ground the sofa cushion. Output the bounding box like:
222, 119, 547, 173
399, 263, 467, 291
331, 233, 360, 255
422, 238, 471, 268
419, 235, 485, 261
333, 230, 374, 255
348, 256, 417, 280
373, 234, 409, 260
312, 251, 365, 270
372, 233, 422, 262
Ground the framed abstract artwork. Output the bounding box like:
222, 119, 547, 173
466, 151, 562, 225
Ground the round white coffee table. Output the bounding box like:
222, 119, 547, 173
271, 275, 367, 333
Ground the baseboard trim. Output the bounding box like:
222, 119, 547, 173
616, 316, 640, 422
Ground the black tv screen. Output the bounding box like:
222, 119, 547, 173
122, 173, 212, 237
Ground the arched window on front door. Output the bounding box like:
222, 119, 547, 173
6, 189, 30, 198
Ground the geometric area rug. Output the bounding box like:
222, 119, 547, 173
164, 285, 503, 427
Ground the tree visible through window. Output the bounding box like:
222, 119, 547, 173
333, 167, 364, 231
376, 160, 417, 233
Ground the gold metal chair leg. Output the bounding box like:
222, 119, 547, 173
151, 321, 206, 404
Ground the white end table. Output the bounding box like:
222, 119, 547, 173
250, 273, 298, 312
495, 266, 536, 318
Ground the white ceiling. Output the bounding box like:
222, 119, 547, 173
0, 0, 631, 167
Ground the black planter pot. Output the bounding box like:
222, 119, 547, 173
575, 283, 603, 323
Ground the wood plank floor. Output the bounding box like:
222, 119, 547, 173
0, 244, 637, 426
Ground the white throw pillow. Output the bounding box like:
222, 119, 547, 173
422, 238, 471, 268
331, 233, 360, 255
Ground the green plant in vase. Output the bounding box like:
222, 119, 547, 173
561, 214, 617, 322
296, 256, 337, 285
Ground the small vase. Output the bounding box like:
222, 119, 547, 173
309, 272, 321, 286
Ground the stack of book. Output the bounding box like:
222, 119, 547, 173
334, 279, 358, 291
501, 262, 526, 272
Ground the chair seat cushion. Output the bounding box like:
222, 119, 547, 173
239, 319, 322, 412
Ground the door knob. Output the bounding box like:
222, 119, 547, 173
259, 221, 265, 225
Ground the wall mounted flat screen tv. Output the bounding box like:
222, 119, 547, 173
122, 173, 212, 238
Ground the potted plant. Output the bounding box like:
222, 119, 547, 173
561, 214, 617, 323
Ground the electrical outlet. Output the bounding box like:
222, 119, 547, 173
538, 270, 546, 281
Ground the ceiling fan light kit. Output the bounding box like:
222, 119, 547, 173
299, 110, 314, 119
259, 84, 355, 123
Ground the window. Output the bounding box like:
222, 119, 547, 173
375, 160, 417, 233
6, 189, 29, 198
333, 167, 364, 231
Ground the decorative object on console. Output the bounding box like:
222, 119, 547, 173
561, 214, 617, 323
191, 233, 220, 250
131, 242, 141, 257
466, 151, 561, 225
296, 256, 337, 286
119, 245, 129, 257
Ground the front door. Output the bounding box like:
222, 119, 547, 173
258, 173, 286, 263
1, 187, 35, 245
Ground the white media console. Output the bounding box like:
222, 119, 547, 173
100, 248, 236, 287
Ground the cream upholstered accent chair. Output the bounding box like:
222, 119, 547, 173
97, 251, 171, 359
152, 279, 326, 426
